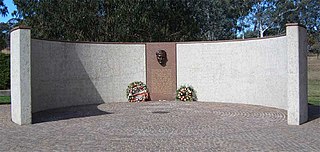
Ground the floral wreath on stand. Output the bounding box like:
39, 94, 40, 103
176, 85, 197, 101
126, 81, 149, 102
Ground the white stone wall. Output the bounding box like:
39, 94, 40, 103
11, 28, 32, 125
31, 40, 146, 112
286, 24, 308, 125
177, 37, 288, 110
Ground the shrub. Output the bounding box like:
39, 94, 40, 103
0, 53, 10, 90
310, 42, 320, 59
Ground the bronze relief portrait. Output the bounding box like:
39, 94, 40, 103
156, 50, 167, 66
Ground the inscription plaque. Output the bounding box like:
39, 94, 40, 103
151, 69, 172, 94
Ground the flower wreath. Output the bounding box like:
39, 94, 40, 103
126, 81, 149, 102
176, 85, 197, 101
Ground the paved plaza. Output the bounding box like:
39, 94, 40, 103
1, 101, 319, 151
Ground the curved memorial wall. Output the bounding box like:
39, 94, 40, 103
177, 36, 288, 110
31, 40, 146, 113
11, 23, 307, 125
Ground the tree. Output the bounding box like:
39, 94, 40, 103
0, 53, 10, 89
13, 0, 104, 41
236, 0, 255, 39
13, 0, 200, 42
0, 0, 8, 50
300, 0, 320, 54
246, 0, 301, 38
191, 0, 253, 40
310, 42, 320, 59
13, 0, 254, 42
100, 0, 200, 42
0, 0, 8, 17
0, 22, 10, 50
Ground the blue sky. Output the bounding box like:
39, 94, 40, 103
0, 0, 16, 22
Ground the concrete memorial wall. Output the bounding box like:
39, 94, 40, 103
10, 23, 307, 125
31, 40, 146, 113
177, 36, 288, 110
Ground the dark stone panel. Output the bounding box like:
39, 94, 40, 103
146, 43, 176, 101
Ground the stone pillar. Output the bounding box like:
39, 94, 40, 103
286, 23, 308, 125
10, 26, 32, 125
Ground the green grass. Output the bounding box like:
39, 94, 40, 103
0, 96, 10, 104
308, 80, 320, 106
309, 97, 320, 106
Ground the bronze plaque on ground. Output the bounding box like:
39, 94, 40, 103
146, 43, 176, 101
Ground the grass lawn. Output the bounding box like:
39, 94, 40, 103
0, 96, 10, 104
308, 56, 320, 106
308, 80, 320, 106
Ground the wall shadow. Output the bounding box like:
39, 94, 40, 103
31, 40, 109, 123
32, 104, 112, 123
308, 104, 320, 121
31, 40, 105, 113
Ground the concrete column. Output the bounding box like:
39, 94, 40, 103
10, 26, 32, 125
286, 23, 308, 125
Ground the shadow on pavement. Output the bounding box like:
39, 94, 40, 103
32, 104, 112, 124
308, 104, 320, 121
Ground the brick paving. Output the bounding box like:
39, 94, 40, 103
0, 101, 319, 151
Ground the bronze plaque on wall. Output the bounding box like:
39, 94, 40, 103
146, 43, 176, 101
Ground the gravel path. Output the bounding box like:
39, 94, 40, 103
1, 101, 319, 151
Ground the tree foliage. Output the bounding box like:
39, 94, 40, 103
0, 53, 10, 90
243, 0, 301, 38
0, 0, 8, 50
0, 0, 8, 17
0, 22, 11, 50
10, 0, 320, 44
13, 0, 253, 42
243, 0, 320, 40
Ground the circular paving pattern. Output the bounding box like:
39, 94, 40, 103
0, 101, 319, 151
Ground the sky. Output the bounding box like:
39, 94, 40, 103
0, 0, 17, 23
